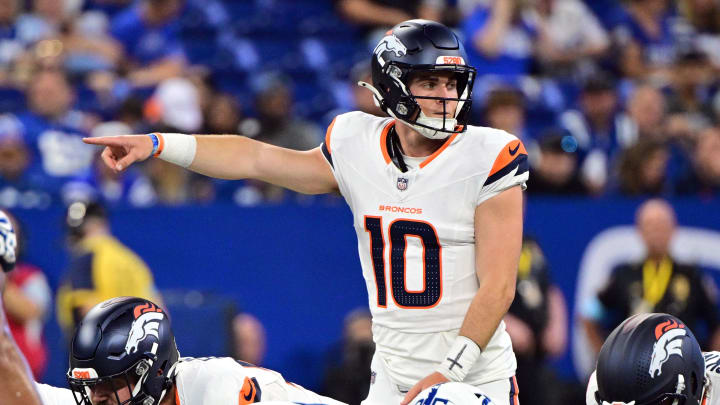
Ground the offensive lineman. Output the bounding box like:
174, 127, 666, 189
586, 312, 720, 405
85, 19, 527, 405
0, 211, 344, 405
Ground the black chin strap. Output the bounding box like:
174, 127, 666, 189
386, 126, 408, 173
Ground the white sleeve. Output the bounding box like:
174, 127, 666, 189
476, 139, 529, 205
34, 383, 76, 405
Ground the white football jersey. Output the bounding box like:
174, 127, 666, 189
35, 382, 75, 405
33, 358, 345, 405
587, 352, 720, 405
174, 357, 346, 405
322, 112, 528, 386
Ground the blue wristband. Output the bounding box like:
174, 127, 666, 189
148, 133, 159, 158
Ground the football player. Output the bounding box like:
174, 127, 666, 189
586, 312, 720, 405
85, 19, 527, 405
0, 209, 46, 405
1, 215, 346, 405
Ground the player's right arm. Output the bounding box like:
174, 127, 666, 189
83, 134, 339, 195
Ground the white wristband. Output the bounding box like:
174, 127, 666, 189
435, 335, 481, 382
155, 133, 197, 168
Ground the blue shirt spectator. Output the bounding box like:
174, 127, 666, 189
14, 70, 94, 196
461, 1, 538, 79
110, 3, 186, 66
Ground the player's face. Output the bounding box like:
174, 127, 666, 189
89, 377, 134, 405
408, 71, 459, 120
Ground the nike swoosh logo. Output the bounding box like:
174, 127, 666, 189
508, 144, 520, 156
243, 381, 255, 401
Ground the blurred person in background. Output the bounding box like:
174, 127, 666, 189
666, 49, 714, 133
526, 130, 586, 195
241, 73, 322, 202
231, 313, 266, 366
15, 0, 79, 46
482, 87, 529, 142
110, 0, 187, 88
462, 0, 544, 81
337, 0, 446, 42
534, 0, 610, 80
0, 0, 25, 81
560, 73, 630, 194
0, 114, 32, 190
616, 139, 670, 196
674, 126, 720, 197
505, 234, 570, 405
349, 61, 384, 117
322, 309, 374, 405
581, 199, 720, 355
624, 83, 667, 141
679, 0, 720, 69
144, 77, 214, 204
1, 210, 51, 380
56, 200, 161, 338
612, 0, 684, 82
204, 93, 243, 135
15, 68, 96, 196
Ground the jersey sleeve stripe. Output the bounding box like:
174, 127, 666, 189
488, 140, 527, 178
324, 117, 337, 154
321, 142, 333, 168
483, 153, 528, 187
419, 133, 458, 169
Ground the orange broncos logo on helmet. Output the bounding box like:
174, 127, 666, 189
649, 319, 686, 378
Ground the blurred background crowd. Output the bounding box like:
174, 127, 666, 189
1, 0, 720, 404
1, 0, 719, 209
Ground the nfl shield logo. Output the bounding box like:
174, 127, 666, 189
397, 177, 408, 191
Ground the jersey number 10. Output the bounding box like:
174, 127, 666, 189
364, 216, 442, 308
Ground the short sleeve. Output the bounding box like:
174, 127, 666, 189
476, 139, 529, 205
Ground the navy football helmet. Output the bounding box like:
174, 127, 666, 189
359, 19, 476, 140
595, 313, 706, 405
67, 297, 179, 405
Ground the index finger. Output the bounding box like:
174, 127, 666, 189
82, 136, 127, 147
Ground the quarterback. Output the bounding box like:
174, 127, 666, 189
85, 19, 528, 405
586, 313, 719, 405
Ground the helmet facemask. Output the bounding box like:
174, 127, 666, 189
360, 61, 476, 140
68, 359, 149, 405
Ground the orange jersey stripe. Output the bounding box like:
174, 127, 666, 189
488, 140, 526, 178
175, 386, 181, 405
379, 121, 396, 164
325, 117, 337, 154
419, 133, 458, 169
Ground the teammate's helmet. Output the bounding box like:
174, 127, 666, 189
0, 210, 17, 272
413, 382, 495, 405
595, 313, 706, 405
67, 297, 179, 405
360, 19, 476, 140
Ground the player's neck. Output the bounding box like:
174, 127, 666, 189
160, 385, 176, 405
395, 122, 446, 157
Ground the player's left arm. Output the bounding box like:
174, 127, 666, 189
460, 185, 522, 347
401, 186, 523, 404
